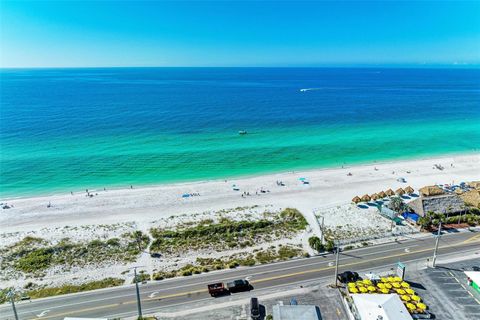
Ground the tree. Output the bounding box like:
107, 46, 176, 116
308, 236, 324, 252
388, 196, 406, 213
325, 240, 335, 252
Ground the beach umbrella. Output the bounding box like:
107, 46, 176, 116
359, 287, 368, 293
380, 288, 389, 294
370, 193, 379, 201
401, 295, 411, 302
378, 191, 387, 198
352, 196, 361, 204
404, 186, 414, 194
401, 281, 410, 288
356, 280, 364, 286
380, 277, 388, 283
419, 185, 444, 197
392, 282, 401, 288
455, 188, 463, 195
362, 279, 372, 285
348, 282, 356, 288
406, 288, 415, 295
396, 289, 406, 295
387, 276, 395, 282
361, 194, 371, 202
417, 303, 427, 310
393, 277, 402, 282
377, 283, 385, 289
384, 283, 392, 289
395, 188, 406, 195
348, 287, 359, 293
406, 303, 416, 311
367, 286, 376, 292
385, 189, 395, 197
411, 295, 421, 302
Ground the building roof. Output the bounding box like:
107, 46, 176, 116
351, 294, 413, 320
407, 194, 464, 216
272, 305, 321, 320
464, 271, 480, 285
461, 190, 480, 208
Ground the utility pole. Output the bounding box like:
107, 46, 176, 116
432, 222, 442, 268
133, 267, 143, 319
320, 216, 325, 244
7, 290, 19, 320
334, 244, 340, 287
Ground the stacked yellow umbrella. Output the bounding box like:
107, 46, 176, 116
348, 282, 356, 288
359, 287, 368, 293
401, 282, 410, 288
406, 303, 416, 311
401, 295, 411, 302
417, 303, 427, 311
396, 289, 406, 295
380, 288, 389, 294
367, 286, 376, 293
387, 276, 395, 282
380, 277, 388, 283
349, 287, 359, 293
405, 288, 415, 295
384, 283, 392, 289
363, 279, 372, 285
377, 283, 385, 289
392, 282, 401, 288
411, 295, 421, 302
356, 280, 364, 286
393, 277, 402, 282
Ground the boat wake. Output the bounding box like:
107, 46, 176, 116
299, 88, 321, 92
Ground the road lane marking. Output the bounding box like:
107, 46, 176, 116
26, 237, 480, 320
148, 291, 159, 298
462, 233, 480, 243
36, 310, 50, 318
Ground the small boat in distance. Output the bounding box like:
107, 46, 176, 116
238, 130, 247, 135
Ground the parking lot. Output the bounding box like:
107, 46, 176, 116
412, 259, 480, 320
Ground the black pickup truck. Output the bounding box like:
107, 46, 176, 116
226, 279, 250, 293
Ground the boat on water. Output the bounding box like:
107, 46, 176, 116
238, 130, 247, 135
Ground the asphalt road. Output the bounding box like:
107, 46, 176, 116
2, 230, 480, 320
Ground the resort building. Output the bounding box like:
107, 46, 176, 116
460, 189, 480, 209
349, 294, 413, 320
465, 271, 480, 294
408, 194, 464, 217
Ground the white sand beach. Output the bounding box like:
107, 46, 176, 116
1, 153, 479, 289
1, 153, 479, 233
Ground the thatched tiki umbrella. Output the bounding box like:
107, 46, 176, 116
385, 189, 395, 197
404, 186, 414, 194
378, 191, 387, 199
352, 196, 361, 204
395, 188, 405, 195
419, 185, 444, 197
370, 193, 379, 201
361, 194, 371, 202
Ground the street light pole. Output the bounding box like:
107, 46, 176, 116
321, 216, 325, 244
133, 267, 143, 319
7, 290, 19, 320
432, 222, 442, 268
334, 244, 340, 287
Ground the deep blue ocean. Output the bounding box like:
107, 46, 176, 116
1, 68, 479, 197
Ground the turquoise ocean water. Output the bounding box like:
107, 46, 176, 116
1, 68, 479, 197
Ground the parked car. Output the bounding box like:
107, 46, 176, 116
250, 297, 260, 320
227, 279, 251, 293
150, 252, 161, 258
337, 271, 359, 283
207, 282, 227, 297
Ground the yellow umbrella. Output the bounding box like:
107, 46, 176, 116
348, 282, 356, 288
405, 288, 415, 294
387, 276, 395, 282
380, 288, 389, 294
417, 303, 427, 310
356, 280, 364, 286
401, 282, 410, 288
393, 277, 402, 282
367, 286, 376, 292
384, 283, 392, 289
363, 279, 372, 285
406, 303, 416, 310
401, 295, 411, 301
396, 289, 406, 295
392, 282, 401, 288
380, 277, 388, 283
411, 295, 421, 302
359, 287, 368, 293
377, 283, 385, 289
349, 287, 359, 293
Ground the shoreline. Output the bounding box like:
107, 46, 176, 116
2, 150, 478, 201
1, 152, 479, 233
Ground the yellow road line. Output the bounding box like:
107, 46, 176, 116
32, 237, 480, 320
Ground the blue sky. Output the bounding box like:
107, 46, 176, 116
1, 1, 479, 67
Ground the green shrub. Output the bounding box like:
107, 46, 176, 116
308, 236, 324, 252
26, 278, 124, 299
